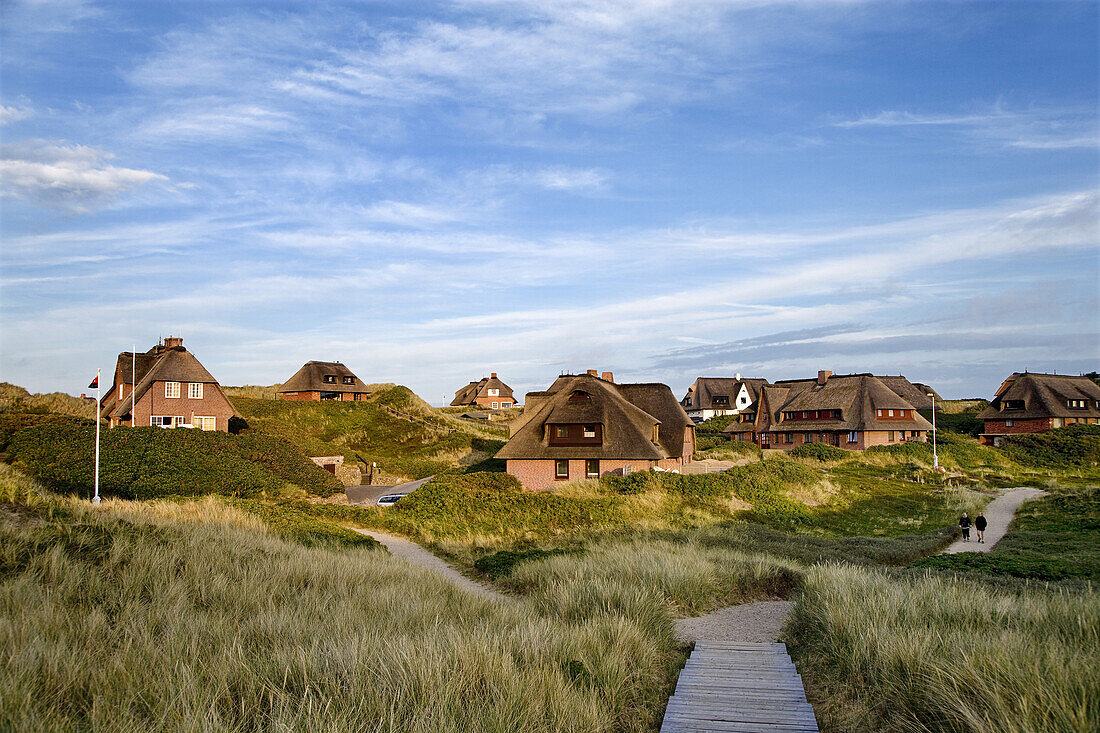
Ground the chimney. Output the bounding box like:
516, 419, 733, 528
601, 371, 614, 383
490, 372, 497, 379
587, 369, 598, 377
817, 370, 832, 386
164, 336, 184, 349
734, 372, 741, 381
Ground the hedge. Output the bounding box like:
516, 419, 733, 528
6, 424, 342, 500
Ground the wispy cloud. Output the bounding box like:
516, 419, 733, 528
832, 104, 1099, 150
0, 105, 33, 125
0, 140, 167, 212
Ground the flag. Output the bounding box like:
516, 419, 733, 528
88, 375, 99, 389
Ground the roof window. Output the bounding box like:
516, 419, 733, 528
568, 390, 591, 402
323, 375, 337, 384
342, 376, 355, 385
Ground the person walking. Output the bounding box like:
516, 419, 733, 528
959, 512, 972, 542
975, 512, 987, 543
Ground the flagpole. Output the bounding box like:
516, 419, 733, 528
93, 369, 101, 505
132, 344, 136, 426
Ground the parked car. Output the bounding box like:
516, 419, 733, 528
376, 493, 406, 507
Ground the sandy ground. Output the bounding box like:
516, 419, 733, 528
943, 486, 1047, 554
352, 528, 507, 602
674, 600, 795, 644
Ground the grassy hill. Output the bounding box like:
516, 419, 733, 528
229, 385, 509, 480
0, 382, 96, 419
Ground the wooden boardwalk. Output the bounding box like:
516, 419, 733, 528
660, 641, 819, 733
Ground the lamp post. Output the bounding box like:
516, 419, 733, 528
928, 392, 938, 471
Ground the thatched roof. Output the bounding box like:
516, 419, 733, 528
278, 361, 367, 394
682, 377, 768, 410
977, 372, 1100, 420
495, 374, 692, 460
450, 374, 514, 406
753, 374, 931, 432
878, 376, 941, 410
101, 341, 236, 420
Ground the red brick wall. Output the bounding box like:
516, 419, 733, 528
507, 458, 673, 491
280, 391, 320, 401
982, 418, 1053, 435
759, 429, 925, 451
132, 381, 236, 432
472, 394, 514, 407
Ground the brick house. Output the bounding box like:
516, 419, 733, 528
278, 361, 370, 401
496, 370, 695, 490
978, 372, 1100, 446
680, 374, 769, 423
451, 373, 515, 409
725, 371, 932, 450
99, 337, 239, 432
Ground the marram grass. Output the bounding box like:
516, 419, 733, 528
0, 469, 678, 732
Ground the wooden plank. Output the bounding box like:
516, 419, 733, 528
662, 717, 818, 733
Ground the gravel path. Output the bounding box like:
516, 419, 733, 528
943, 486, 1047, 554
353, 528, 507, 602
674, 600, 795, 644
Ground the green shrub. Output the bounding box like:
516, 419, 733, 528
473, 547, 581, 578
920, 409, 983, 436
224, 498, 379, 548
0, 412, 92, 451
1000, 423, 1100, 467
6, 424, 341, 499
789, 442, 849, 461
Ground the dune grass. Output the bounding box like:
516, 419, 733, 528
0, 467, 682, 733
786, 563, 1099, 733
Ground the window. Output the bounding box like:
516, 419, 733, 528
739, 396, 748, 404
848, 431, 858, 443
568, 391, 590, 402
1053, 418, 1064, 428
784, 432, 793, 444
1005, 419, 1014, 427
888, 409, 894, 417
150, 416, 183, 428
322, 375, 336, 384
1068, 399, 1087, 409
555, 460, 569, 479
491, 402, 499, 409
712, 396, 729, 406
342, 376, 355, 385
193, 416, 216, 431
165, 382, 180, 398
488, 388, 500, 396
118, 384, 124, 399
888, 431, 895, 442
876, 409, 883, 418
502, 402, 512, 408
583, 425, 596, 438
1003, 400, 1025, 410
585, 459, 599, 479
556, 425, 568, 438
652, 425, 660, 443
804, 432, 813, 443
188, 382, 203, 399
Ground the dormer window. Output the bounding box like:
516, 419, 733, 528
342, 376, 355, 385
488, 388, 500, 396
652, 425, 660, 443
1068, 399, 1087, 409
568, 390, 591, 402
583, 425, 596, 438
322, 375, 337, 384
556, 426, 568, 438
712, 396, 729, 406
1003, 400, 1025, 410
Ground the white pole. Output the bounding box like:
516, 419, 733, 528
928, 392, 938, 471
94, 369, 101, 505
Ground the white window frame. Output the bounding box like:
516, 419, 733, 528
151, 415, 184, 428
118, 384, 124, 399
193, 416, 216, 431
502, 402, 512, 408
487, 388, 500, 396
847, 431, 858, 443
491, 401, 499, 409
583, 425, 596, 438
585, 459, 599, 479
165, 382, 180, 399
188, 382, 203, 399
1005, 419, 1014, 427
888, 409, 894, 417
555, 459, 569, 479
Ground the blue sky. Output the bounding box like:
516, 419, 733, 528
2, 0, 1097, 403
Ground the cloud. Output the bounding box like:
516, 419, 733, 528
832, 105, 1099, 151
358, 200, 463, 228
0, 140, 167, 212
135, 102, 293, 141
0, 105, 33, 125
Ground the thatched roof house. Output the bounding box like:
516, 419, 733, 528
497, 371, 694, 489
680, 375, 769, 422
725, 371, 932, 450
99, 337, 238, 432
278, 361, 370, 401
450, 373, 514, 408
977, 372, 1100, 444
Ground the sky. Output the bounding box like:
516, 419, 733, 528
1, 0, 1097, 404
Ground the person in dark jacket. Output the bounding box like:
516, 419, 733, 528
959, 513, 971, 542
975, 512, 987, 543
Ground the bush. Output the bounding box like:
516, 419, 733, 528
1000, 423, 1100, 467
0, 412, 92, 451
789, 442, 849, 461
473, 548, 581, 578
6, 424, 341, 499
224, 498, 379, 548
